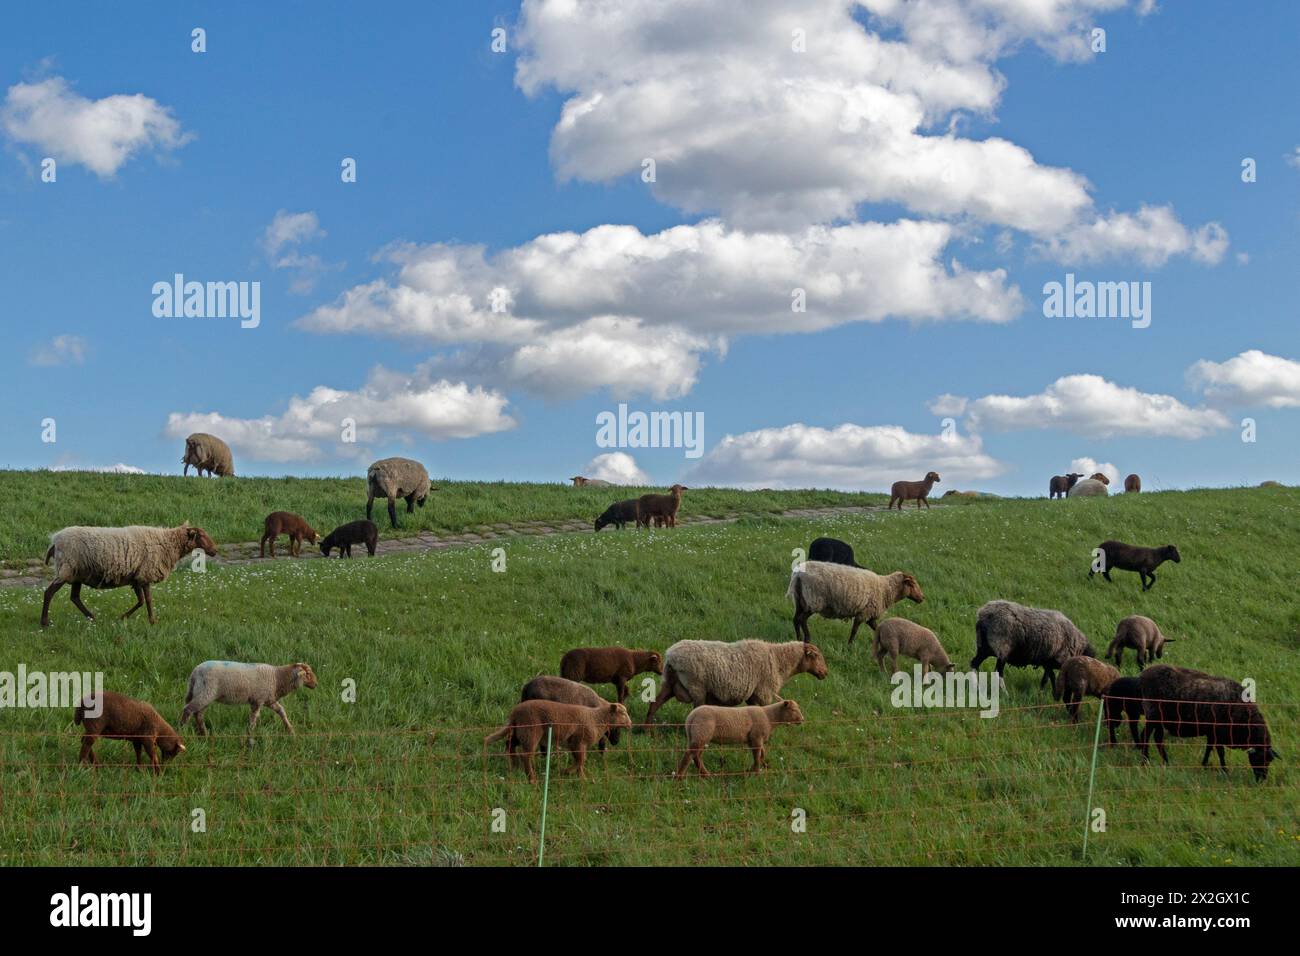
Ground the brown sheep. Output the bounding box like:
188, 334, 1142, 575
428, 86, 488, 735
674, 700, 805, 777
1106, 614, 1173, 669
521, 675, 622, 747
872, 618, 953, 674
1049, 473, 1084, 498
637, 484, 687, 527
260, 511, 321, 558
1089, 472, 1111, 484
1124, 473, 1141, 493
1054, 655, 1121, 721
75, 691, 185, 774
483, 700, 632, 782
889, 471, 940, 510
560, 647, 663, 703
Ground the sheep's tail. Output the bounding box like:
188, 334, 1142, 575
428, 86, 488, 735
483, 723, 512, 746
785, 571, 803, 607
184, 672, 198, 705
44, 544, 55, 565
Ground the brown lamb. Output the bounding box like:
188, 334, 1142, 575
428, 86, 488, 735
520, 675, 622, 747
1124, 473, 1141, 493
74, 690, 185, 774
889, 471, 940, 510
1106, 614, 1173, 669
675, 699, 805, 777
560, 647, 663, 702
260, 511, 321, 558
483, 699, 632, 782
637, 484, 687, 527
1054, 655, 1121, 721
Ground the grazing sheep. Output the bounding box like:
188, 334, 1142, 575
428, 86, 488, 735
638, 484, 687, 527
889, 471, 940, 510
970, 600, 1095, 691
1054, 656, 1121, 721
645, 639, 828, 723
483, 700, 632, 782
808, 536, 863, 568
521, 675, 621, 747
1089, 540, 1181, 591
571, 476, 612, 487
1124, 473, 1142, 493
179, 661, 317, 746
75, 690, 185, 774
594, 498, 641, 532
872, 618, 953, 675
41, 523, 218, 627
1068, 478, 1109, 497
560, 647, 663, 703
1106, 615, 1173, 669
366, 457, 433, 529
320, 520, 378, 558
1049, 473, 1084, 499
182, 432, 235, 477
1104, 676, 1144, 747
259, 511, 320, 558
675, 700, 805, 777
787, 561, 924, 644
1138, 665, 1277, 781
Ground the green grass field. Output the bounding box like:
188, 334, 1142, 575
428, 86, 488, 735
1, 478, 1297, 866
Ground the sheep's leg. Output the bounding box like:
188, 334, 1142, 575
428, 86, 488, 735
145, 740, 161, 775
674, 748, 693, 778
693, 746, 710, 777
387, 496, 399, 529
643, 675, 675, 725
1215, 745, 1226, 771
847, 619, 862, 645
573, 742, 588, 780
750, 746, 763, 773
615, 677, 628, 703
523, 750, 537, 783
141, 584, 156, 625
269, 701, 295, 734
1102, 570, 1113, 583
1201, 744, 1212, 767
121, 584, 146, 620
40, 580, 65, 627
246, 703, 262, 746
194, 710, 208, 736
1144, 571, 1156, 591
1128, 717, 1142, 748
1039, 667, 1055, 691
405, 493, 416, 513
78, 736, 96, 765
366, 492, 375, 521
260, 534, 270, 558
69, 583, 94, 620
1153, 727, 1169, 765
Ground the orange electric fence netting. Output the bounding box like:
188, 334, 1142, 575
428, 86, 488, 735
1, 698, 1296, 866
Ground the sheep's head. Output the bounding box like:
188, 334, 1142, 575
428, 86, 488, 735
1163, 545, 1181, 563
1248, 746, 1278, 782
1065, 473, 1084, 486
779, 699, 805, 725
186, 526, 218, 557
1090, 472, 1110, 484
305, 528, 321, 544
801, 643, 828, 680
900, 573, 924, 603
669, 484, 688, 494
319, 539, 333, 557
572, 476, 588, 486
292, 663, 318, 690
640, 650, 664, 674
160, 733, 186, 761
607, 702, 633, 732
925, 471, 941, 483
594, 516, 608, 531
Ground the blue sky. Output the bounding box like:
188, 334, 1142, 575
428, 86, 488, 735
2, 0, 1297, 495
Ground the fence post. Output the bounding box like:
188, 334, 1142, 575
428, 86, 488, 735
1081, 698, 1104, 861
537, 726, 553, 867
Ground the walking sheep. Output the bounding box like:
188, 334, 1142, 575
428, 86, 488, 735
41, 523, 218, 627
1138, 665, 1277, 781
1049, 473, 1084, 499
970, 600, 1094, 691
260, 511, 321, 558
484, 700, 632, 782
559, 647, 663, 703
808, 536, 863, 568
787, 561, 924, 644
1124, 473, 1142, 493
674, 700, 805, 778
182, 432, 235, 477
521, 675, 622, 747
1054, 656, 1120, 721
638, 484, 687, 527
1103, 676, 1144, 747
872, 618, 953, 675
644, 639, 827, 724
1090, 540, 1180, 591
75, 691, 185, 774
366, 457, 433, 529
179, 661, 318, 746
889, 471, 940, 510
1106, 615, 1173, 669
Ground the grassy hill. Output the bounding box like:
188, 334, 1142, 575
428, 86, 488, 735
1, 483, 1296, 865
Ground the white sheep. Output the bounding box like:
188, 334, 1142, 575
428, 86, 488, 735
787, 561, 925, 644
872, 617, 954, 674
1067, 478, 1109, 497
40, 523, 219, 627
366, 457, 434, 529
179, 661, 318, 745
644, 639, 828, 723
182, 432, 235, 477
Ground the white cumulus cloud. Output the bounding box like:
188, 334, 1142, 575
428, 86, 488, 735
583, 451, 650, 484
1187, 350, 1300, 409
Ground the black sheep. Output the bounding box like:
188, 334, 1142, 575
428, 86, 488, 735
1139, 665, 1277, 781
320, 520, 379, 558
1089, 540, 1180, 591
808, 536, 862, 568
594, 499, 640, 532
